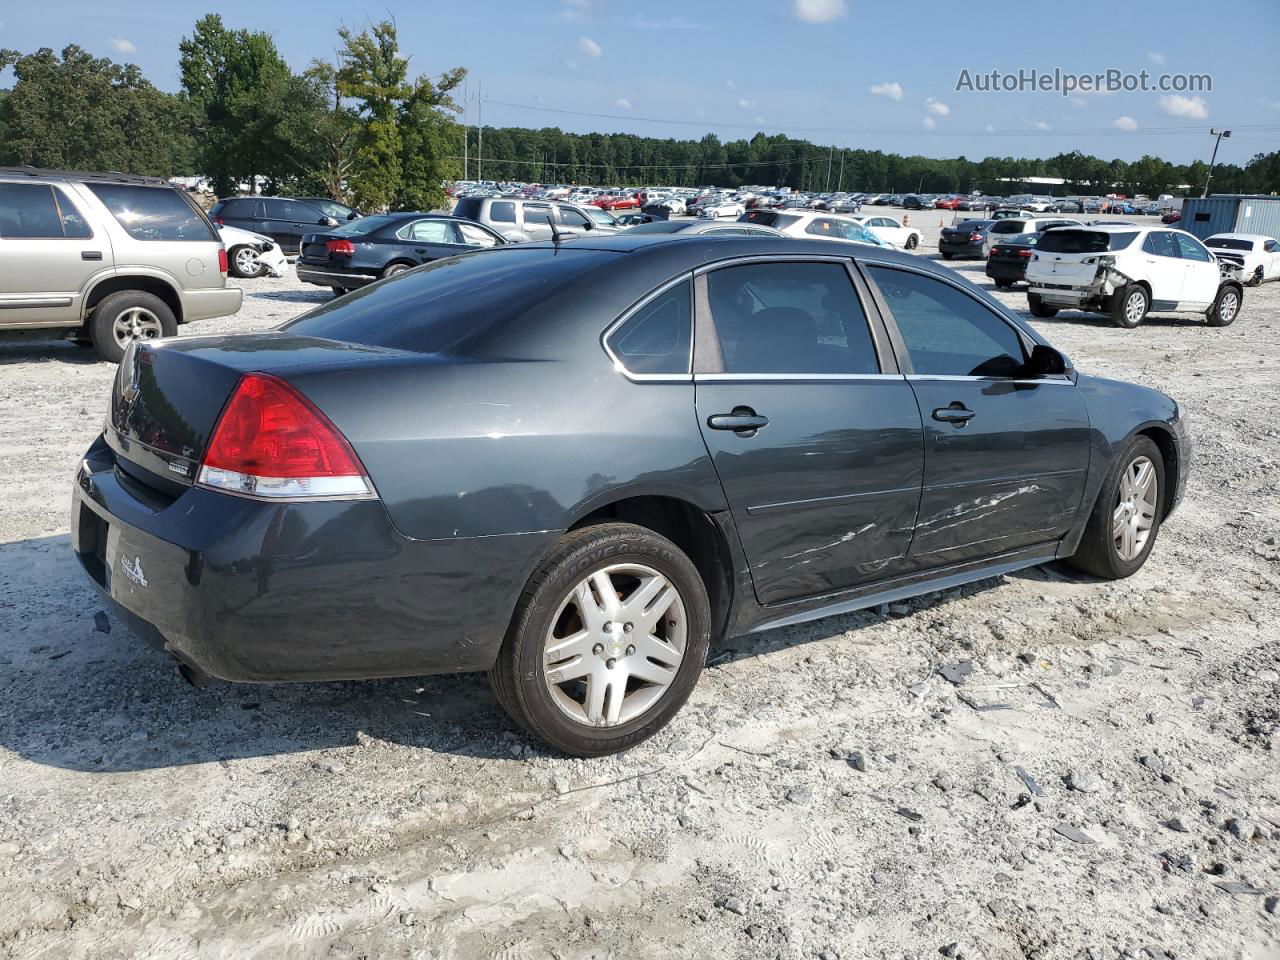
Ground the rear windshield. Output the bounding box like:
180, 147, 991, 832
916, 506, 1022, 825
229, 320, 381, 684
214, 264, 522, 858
1036, 230, 1138, 253
451, 197, 484, 222
742, 210, 800, 229
989, 220, 1030, 234
87, 183, 217, 241
1204, 237, 1252, 251
330, 215, 397, 236
284, 248, 614, 354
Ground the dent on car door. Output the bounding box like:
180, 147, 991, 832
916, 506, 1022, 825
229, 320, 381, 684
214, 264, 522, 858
863, 265, 1091, 567
693, 259, 925, 605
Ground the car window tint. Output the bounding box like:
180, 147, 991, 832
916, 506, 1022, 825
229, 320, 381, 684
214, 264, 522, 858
457, 222, 500, 246
488, 201, 516, 223
706, 261, 879, 375
868, 267, 1026, 378
222, 198, 256, 217
52, 187, 93, 238
559, 207, 591, 228
606, 279, 692, 375
0, 184, 83, 238
86, 183, 216, 241
524, 205, 552, 225
263, 198, 289, 219
309, 200, 352, 220
1142, 231, 1179, 258
990, 220, 1028, 235
1174, 233, 1212, 262
1266, 240, 1279, 253
403, 219, 453, 243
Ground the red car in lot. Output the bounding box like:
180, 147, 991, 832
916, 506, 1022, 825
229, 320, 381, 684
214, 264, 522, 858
935, 196, 963, 210
1161, 210, 1182, 224
595, 194, 641, 211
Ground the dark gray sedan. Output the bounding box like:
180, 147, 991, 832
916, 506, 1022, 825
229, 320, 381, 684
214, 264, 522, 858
72, 235, 1189, 756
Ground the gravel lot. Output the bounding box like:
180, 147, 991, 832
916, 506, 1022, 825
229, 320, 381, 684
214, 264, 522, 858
1, 210, 1277, 960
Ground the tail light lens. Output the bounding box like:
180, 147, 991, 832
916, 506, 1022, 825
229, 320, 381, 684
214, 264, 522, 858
326, 238, 356, 256
197, 373, 374, 500
1018, 249, 1033, 258
970, 233, 983, 241
213, 214, 224, 226
217, 247, 228, 276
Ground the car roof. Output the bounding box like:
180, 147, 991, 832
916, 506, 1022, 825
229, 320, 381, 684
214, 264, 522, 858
1207, 232, 1268, 242
0, 165, 167, 186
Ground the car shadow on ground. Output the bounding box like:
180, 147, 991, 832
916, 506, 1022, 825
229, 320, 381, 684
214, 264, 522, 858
0, 338, 100, 366
0, 532, 1015, 774
1032, 311, 1210, 329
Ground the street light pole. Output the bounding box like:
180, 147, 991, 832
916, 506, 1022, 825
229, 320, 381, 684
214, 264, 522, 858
1202, 128, 1231, 199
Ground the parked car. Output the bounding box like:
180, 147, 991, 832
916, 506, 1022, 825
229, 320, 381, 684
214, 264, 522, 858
985, 232, 1042, 287
452, 196, 620, 242
854, 215, 922, 250
1026, 225, 1243, 328
698, 198, 747, 219
296, 198, 362, 223
296, 213, 506, 295
0, 166, 241, 362
622, 220, 783, 237
218, 225, 288, 279
903, 195, 930, 210
830, 197, 862, 214
975, 217, 1083, 260
937, 219, 998, 259
1160, 210, 1182, 224
72, 233, 1189, 755
210, 196, 352, 255
1203, 233, 1280, 286
739, 209, 886, 247
595, 194, 641, 211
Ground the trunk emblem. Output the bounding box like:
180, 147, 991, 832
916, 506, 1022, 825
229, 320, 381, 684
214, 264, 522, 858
120, 555, 149, 588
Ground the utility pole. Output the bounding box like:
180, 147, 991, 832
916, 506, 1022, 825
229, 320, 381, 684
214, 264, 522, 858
1202, 128, 1231, 198
477, 81, 484, 182
825, 144, 833, 192
837, 148, 845, 192
462, 80, 469, 180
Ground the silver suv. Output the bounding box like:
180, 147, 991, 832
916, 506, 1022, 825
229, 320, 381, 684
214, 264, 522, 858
451, 196, 623, 242
0, 167, 242, 362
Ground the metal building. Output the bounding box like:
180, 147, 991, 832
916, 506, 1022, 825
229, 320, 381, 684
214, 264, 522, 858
1179, 195, 1280, 242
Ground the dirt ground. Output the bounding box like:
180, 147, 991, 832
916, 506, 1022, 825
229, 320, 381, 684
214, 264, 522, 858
0, 211, 1277, 960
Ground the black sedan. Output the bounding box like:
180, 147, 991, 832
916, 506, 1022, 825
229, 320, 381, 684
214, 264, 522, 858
296, 213, 506, 294
72, 234, 1189, 756
986, 231, 1042, 287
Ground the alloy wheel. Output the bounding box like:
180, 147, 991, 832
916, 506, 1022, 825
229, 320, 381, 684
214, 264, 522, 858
112, 306, 164, 350
1125, 291, 1146, 325
1218, 290, 1239, 323
542, 563, 687, 727
235, 247, 261, 275
1112, 455, 1157, 561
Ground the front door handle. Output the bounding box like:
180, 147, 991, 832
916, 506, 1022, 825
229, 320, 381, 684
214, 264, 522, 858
707, 407, 769, 435
81, 251, 103, 261
932, 403, 976, 425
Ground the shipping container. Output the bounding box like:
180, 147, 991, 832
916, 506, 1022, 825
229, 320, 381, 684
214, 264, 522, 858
1180, 195, 1280, 243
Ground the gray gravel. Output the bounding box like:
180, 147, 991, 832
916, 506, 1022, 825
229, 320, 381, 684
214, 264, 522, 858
0, 211, 1277, 959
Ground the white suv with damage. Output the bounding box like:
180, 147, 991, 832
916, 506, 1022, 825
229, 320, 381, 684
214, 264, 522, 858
1025, 225, 1244, 329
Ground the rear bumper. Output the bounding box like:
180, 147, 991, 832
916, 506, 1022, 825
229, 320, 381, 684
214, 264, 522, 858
939, 239, 985, 257
986, 260, 1029, 282
181, 286, 242, 324
71, 434, 557, 683
296, 263, 379, 289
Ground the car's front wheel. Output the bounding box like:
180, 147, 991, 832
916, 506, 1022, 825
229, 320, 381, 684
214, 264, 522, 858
1066, 435, 1165, 579
1206, 284, 1242, 327
488, 522, 712, 757
905, 234, 919, 250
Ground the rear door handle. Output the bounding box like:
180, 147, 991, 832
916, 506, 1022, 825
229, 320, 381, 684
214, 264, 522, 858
81, 251, 103, 261
707, 407, 769, 434
932, 404, 976, 425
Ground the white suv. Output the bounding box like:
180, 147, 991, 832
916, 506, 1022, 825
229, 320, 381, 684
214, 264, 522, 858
1025, 225, 1244, 329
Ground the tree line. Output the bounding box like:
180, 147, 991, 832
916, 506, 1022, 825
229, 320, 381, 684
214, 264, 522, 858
2, 16, 1278, 208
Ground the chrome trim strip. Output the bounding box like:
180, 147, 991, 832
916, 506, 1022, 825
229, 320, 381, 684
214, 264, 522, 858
906, 375, 1073, 385
601, 272, 695, 383
692, 253, 853, 276
296, 267, 377, 282
695, 373, 906, 382
0, 297, 72, 309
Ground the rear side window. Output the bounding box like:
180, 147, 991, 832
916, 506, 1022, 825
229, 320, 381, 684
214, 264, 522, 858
1037, 230, 1137, 254
0, 183, 92, 238
606, 279, 692, 375
400, 219, 454, 243
1143, 232, 1179, 258
489, 201, 516, 223
87, 184, 216, 241
220, 198, 257, 217
706, 261, 879, 375
869, 267, 1026, 378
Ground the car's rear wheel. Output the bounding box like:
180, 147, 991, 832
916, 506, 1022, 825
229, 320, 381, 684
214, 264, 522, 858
488, 522, 711, 757
330, 286, 349, 298
1111, 284, 1149, 328
905, 235, 919, 250
90, 291, 177, 363
228, 245, 267, 279
994, 279, 1012, 289
1066, 436, 1165, 579
1206, 284, 1241, 327
1248, 266, 1264, 287
940, 252, 953, 260
1028, 293, 1058, 318
380, 262, 412, 280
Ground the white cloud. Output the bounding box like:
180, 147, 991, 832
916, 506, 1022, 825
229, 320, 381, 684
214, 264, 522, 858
577, 35, 603, 58
563, 59, 579, 72
737, 98, 756, 109
613, 98, 632, 110
1158, 94, 1208, 119
726, 79, 737, 91
793, 0, 846, 23
922, 116, 937, 130
1112, 115, 1138, 130
984, 124, 994, 132
870, 82, 904, 102
754, 116, 766, 124
560, 0, 589, 18
1147, 51, 1165, 65
924, 97, 950, 117
109, 38, 136, 54
1029, 120, 1051, 130
1069, 95, 1088, 109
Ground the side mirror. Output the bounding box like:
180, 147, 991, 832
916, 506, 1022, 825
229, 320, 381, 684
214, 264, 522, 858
1025, 343, 1068, 377
347, 212, 359, 220
321, 217, 338, 226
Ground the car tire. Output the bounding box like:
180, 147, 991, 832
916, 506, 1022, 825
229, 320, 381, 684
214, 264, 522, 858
1247, 267, 1264, 287
228, 245, 268, 279
331, 286, 349, 298
940, 252, 953, 260
89, 291, 177, 364
1110, 284, 1149, 328
380, 262, 412, 280
1206, 284, 1242, 327
1028, 293, 1058, 318
994, 279, 1012, 289
905, 235, 919, 250
488, 522, 712, 757
1066, 435, 1165, 580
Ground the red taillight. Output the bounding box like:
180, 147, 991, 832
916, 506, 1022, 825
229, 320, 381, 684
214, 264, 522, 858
218, 247, 228, 276
1018, 249, 1034, 258
213, 214, 224, 226
326, 238, 355, 256
970, 233, 983, 241
197, 373, 373, 500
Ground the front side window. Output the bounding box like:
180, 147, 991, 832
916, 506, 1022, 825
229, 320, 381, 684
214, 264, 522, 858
606, 279, 691, 375
86, 184, 215, 241
868, 267, 1026, 378
1174, 233, 1212, 262
524, 205, 553, 226
558, 207, 591, 228
705, 261, 879, 375
457, 222, 501, 246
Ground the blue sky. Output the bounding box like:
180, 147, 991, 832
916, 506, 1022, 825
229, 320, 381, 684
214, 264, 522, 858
3, 0, 1279, 165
